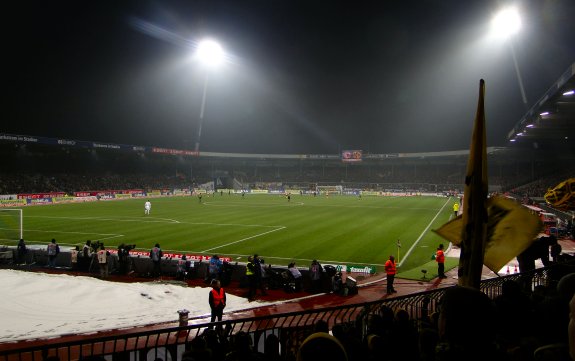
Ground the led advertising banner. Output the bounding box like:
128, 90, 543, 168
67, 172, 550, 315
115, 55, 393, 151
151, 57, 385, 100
341, 150, 363, 162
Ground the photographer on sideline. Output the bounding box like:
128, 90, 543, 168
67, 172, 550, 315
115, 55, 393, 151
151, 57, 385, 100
16, 239, 27, 265
47, 239, 60, 268
97, 244, 110, 279
82, 240, 92, 258
150, 243, 163, 278
117, 243, 135, 275
177, 255, 190, 280
79, 240, 93, 271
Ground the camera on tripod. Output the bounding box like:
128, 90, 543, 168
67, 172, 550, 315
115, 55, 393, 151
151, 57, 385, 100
117, 244, 136, 261
119, 243, 136, 252
90, 240, 104, 253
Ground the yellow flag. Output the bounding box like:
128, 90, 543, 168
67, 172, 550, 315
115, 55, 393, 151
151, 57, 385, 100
457, 79, 489, 289
433, 214, 463, 245
434, 196, 542, 273
433, 81, 542, 285
544, 178, 575, 210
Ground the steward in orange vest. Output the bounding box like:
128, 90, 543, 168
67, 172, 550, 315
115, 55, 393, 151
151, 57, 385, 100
436, 244, 447, 279
209, 279, 226, 324
384, 255, 397, 294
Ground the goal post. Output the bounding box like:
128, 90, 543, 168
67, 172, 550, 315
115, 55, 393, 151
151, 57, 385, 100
0, 209, 23, 242
316, 185, 343, 195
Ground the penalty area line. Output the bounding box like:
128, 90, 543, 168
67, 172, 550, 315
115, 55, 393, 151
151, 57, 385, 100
15, 229, 125, 241
202, 226, 286, 253
28, 215, 180, 224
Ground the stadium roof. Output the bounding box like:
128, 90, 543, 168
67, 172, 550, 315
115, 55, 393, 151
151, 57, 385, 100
506, 62, 575, 154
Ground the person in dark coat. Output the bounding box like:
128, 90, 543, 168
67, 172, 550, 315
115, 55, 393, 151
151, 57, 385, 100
16, 239, 27, 264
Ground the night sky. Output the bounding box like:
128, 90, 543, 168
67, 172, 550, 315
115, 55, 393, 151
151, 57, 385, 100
4, 0, 575, 154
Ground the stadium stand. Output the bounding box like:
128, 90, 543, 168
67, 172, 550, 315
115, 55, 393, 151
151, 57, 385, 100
1, 62, 575, 361
0, 141, 567, 195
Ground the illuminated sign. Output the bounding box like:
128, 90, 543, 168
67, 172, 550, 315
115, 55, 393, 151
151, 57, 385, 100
341, 150, 362, 162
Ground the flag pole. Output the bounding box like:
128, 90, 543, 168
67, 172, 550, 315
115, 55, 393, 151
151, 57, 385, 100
397, 239, 401, 263
458, 79, 488, 289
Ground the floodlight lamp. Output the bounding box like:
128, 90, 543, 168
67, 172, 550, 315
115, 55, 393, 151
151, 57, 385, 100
491, 7, 521, 39
510, 139, 516, 142
196, 40, 224, 67
563, 90, 574, 96
526, 124, 534, 128
540, 111, 549, 116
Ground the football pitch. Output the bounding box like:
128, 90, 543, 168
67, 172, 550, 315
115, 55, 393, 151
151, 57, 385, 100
2, 194, 455, 272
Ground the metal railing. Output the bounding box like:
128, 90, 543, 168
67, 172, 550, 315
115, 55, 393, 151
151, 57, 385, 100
0, 265, 565, 361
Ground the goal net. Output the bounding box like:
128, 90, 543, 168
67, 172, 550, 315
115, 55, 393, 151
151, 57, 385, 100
316, 185, 343, 195
0, 209, 23, 242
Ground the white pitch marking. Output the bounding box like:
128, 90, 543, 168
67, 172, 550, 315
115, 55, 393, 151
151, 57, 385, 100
147, 217, 181, 223
398, 198, 451, 267
21, 229, 122, 236
16, 229, 125, 241
88, 234, 125, 241
26, 216, 280, 228
28, 216, 180, 224
202, 226, 286, 253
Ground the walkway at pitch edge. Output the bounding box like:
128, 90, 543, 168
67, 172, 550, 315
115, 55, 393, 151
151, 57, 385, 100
4, 238, 573, 348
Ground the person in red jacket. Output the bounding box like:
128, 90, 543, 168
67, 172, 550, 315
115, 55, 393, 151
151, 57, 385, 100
209, 279, 226, 324
384, 255, 397, 294
436, 244, 447, 278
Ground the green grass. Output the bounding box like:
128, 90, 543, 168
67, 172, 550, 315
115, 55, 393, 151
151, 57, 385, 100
1, 194, 455, 272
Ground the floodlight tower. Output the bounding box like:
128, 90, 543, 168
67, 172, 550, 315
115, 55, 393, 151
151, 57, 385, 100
491, 6, 528, 108
194, 39, 224, 153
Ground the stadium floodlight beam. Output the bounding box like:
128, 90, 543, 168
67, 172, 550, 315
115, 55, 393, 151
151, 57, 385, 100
197, 40, 224, 67
491, 7, 521, 39
194, 39, 224, 153
490, 7, 528, 108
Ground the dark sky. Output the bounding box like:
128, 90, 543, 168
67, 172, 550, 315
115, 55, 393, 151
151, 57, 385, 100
4, 0, 575, 154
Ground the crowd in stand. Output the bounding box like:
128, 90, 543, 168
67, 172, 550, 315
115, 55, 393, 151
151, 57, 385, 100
4, 139, 573, 197
511, 170, 575, 199
0, 170, 562, 196
0, 173, 190, 195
